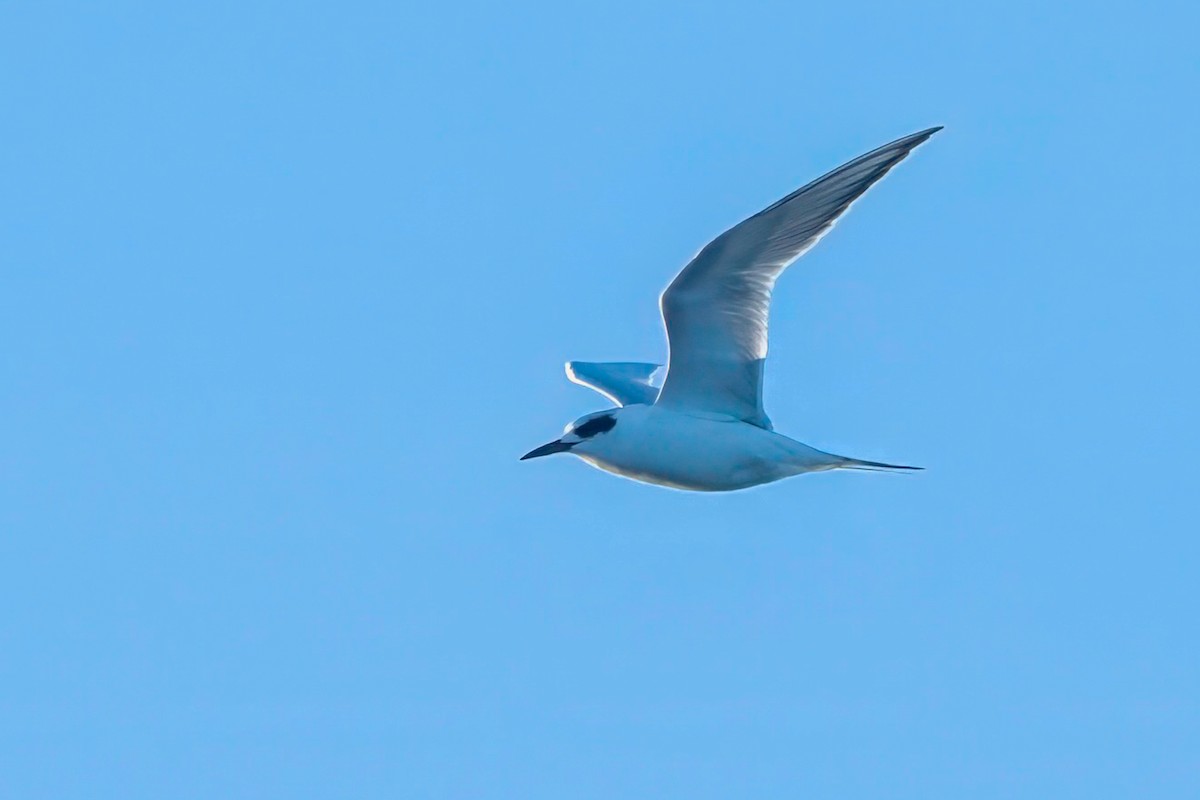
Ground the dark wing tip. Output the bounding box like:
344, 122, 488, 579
890, 125, 944, 152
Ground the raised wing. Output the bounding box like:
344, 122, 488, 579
566, 361, 663, 406
655, 127, 941, 427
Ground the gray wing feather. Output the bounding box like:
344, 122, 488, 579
655, 127, 941, 427
566, 361, 663, 406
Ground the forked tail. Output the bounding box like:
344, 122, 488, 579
836, 456, 923, 473
782, 440, 923, 475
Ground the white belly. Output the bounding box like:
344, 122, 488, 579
574, 407, 819, 491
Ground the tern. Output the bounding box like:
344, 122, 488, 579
522, 127, 940, 491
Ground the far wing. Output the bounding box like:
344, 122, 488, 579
655, 127, 941, 427
566, 361, 663, 406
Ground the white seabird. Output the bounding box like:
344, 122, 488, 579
522, 128, 941, 491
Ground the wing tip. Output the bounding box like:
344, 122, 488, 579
896, 125, 944, 151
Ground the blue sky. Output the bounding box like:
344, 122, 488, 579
2, 1, 1197, 797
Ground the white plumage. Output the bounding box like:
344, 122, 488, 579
523, 128, 940, 491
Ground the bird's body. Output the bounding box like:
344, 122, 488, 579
522, 128, 940, 491
567, 405, 845, 492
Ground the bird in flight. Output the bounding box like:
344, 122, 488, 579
522, 127, 941, 491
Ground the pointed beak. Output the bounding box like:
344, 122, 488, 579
520, 439, 574, 460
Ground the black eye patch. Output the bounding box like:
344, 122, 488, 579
574, 413, 616, 439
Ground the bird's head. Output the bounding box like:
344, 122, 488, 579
520, 410, 619, 461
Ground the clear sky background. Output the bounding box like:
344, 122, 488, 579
2, 1, 1197, 797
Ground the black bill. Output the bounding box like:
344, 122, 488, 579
520, 439, 575, 460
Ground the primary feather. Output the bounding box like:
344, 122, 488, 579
654, 127, 942, 428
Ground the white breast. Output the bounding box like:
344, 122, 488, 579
572, 405, 818, 491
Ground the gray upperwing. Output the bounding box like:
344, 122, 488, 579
656, 127, 941, 427
565, 361, 663, 406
